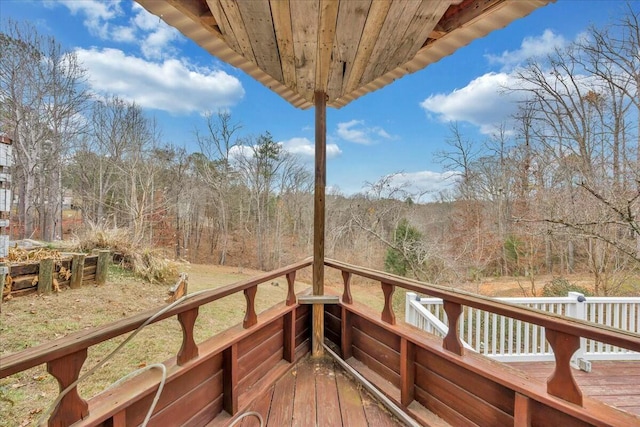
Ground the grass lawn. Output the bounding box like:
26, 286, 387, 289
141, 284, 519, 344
0, 262, 315, 427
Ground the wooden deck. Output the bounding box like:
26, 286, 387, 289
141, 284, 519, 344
210, 356, 404, 427
510, 360, 640, 417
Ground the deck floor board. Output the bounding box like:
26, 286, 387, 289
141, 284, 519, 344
224, 356, 404, 426
509, 360, 640, 416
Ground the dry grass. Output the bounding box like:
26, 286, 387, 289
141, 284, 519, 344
0, 262, 312, 427
75, 224, 178, 285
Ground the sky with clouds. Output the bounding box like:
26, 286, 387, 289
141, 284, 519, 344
1, 0, 633, 196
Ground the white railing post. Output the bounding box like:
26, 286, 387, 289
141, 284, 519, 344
567, 292, 591, 371
404, 292, 639, 363
406, 292, 417, 324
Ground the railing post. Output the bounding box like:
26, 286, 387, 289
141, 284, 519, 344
47, 349, 89, 426
286, 272, 296, 305
545, 329, 583, 406
381, 282, 396, 325
442, 300, 464, 355
341, 271, 352, 304
177, 308, 199, 365
243, 286, 258, 328
405, 292, 417, 324
567, 292, 587, 364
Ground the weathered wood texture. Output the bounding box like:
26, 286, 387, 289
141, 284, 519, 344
95, 250, 110, 286
9, 254, 100, 293
37, 258, 54, 294
312, 90, 327, 357
208, 356, 404, 426
70, 253, 86, 289
136, 0, 553, 108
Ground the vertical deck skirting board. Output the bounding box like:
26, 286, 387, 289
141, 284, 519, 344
327, 300, 640, 427
222, 344, 238, 415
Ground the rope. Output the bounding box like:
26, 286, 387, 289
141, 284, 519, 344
106, 363, 167, 427
229, 411, 264, 427
37, 288, 212, 427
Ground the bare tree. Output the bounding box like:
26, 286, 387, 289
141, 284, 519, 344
0, 21, 89, 240
194, 111, 242, 264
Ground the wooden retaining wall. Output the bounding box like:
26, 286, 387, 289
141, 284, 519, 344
7, 252, 109, 296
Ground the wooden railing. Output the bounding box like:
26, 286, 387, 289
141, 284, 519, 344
0, 258, 312, 427
406, 292, 640, 364
324, 258, 640, 409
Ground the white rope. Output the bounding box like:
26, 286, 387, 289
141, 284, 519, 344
105, 363, 167, 427
37, 289, 211, 427
229, 411, 264, 427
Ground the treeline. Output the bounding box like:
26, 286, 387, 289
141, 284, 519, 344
1, 11, 639, 295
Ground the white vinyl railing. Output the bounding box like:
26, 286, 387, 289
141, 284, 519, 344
406, 292, 640, 366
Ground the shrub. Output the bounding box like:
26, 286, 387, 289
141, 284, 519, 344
542, 277, 592, 297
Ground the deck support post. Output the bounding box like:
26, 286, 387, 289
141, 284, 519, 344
341, 306, 353, 359
312, 90, 327, 357
514, 393, 532, 427
400, 338, 415, 406
284, 308, 296, 362
223, 344, 238, 415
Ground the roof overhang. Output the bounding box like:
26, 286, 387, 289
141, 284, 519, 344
135, 0, 554, 109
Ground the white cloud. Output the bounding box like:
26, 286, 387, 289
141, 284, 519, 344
50, 0, 180, 60
281, 137, 342, 159
131, 3, 181, 60
486, 29, 567, 70
228, 144, 254, 161
76, 48, 244, 114
420, 72, 528, 135
54, 0, 121, 22
336, 120, 395, 145
49, 0, 123, 39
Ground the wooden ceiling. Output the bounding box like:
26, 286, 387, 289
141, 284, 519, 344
135, 0, 553, 109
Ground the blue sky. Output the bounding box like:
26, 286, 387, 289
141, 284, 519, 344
1, 0, 635, 197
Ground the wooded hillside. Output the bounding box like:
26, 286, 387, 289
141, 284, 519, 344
1, 10, 639, 295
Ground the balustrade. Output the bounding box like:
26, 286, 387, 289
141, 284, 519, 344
0, 259, 312, 426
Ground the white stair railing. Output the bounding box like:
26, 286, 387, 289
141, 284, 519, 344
406, 292, 640, 366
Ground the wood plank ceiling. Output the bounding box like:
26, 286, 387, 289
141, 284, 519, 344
135, 0, 553, 109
